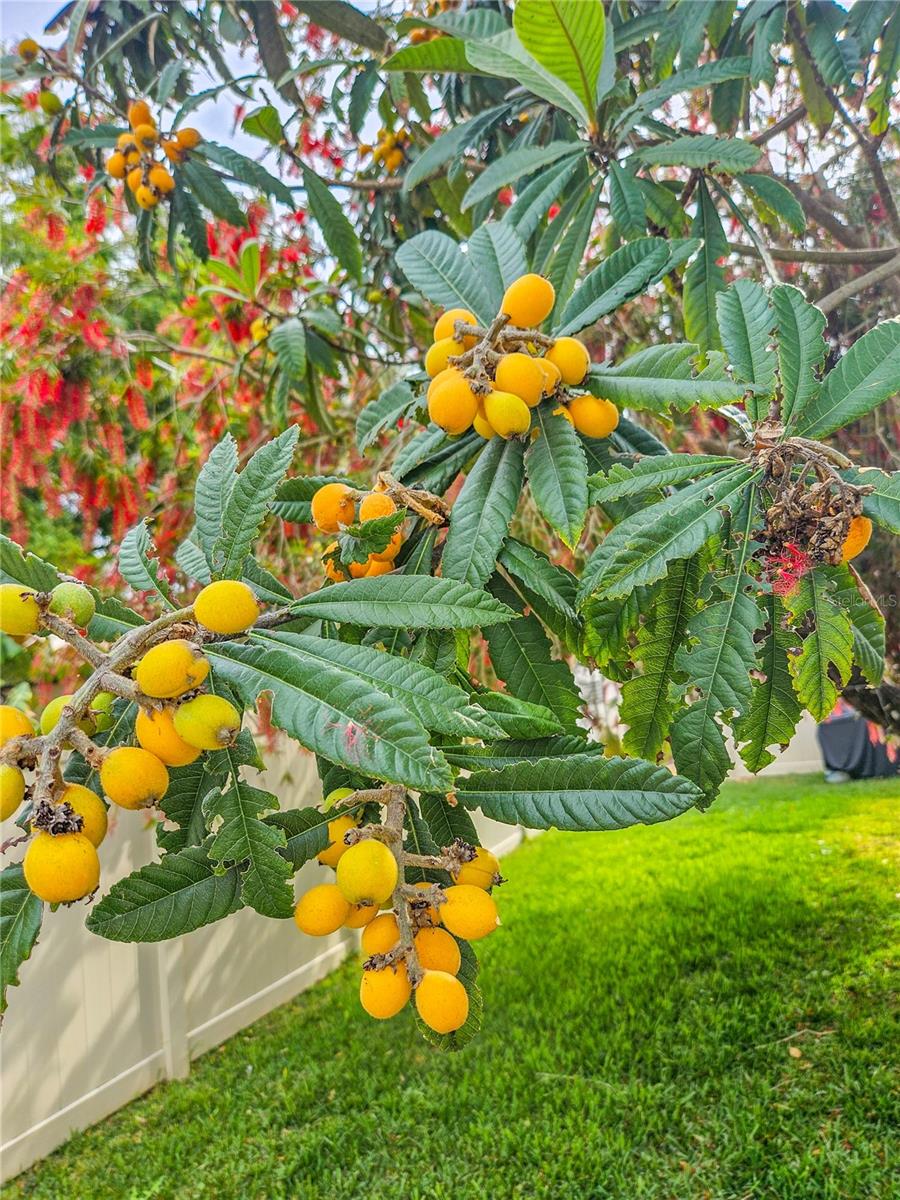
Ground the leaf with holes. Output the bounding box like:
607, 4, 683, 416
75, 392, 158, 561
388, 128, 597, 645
784, 568, 854, 722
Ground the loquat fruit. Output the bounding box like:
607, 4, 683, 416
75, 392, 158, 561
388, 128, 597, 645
126, 167, 144, 193
40, 695, 95, 737
294, 883, 350, 936
371, 531, 402, 564
363, 558, 393, 577
428, 371, 479, 435
358, 492, 396, 522
440, 883, 499, 940
472, 404, 497, 440
323, 786, 355, 809
173, 695, 240, 751
24, 831, 100, 904
414, 926, 461, 974
495, 352, 545, 407
415, 969, 469, 1033
18, 38, 40, 62
49, 581, 95, 627
311, 482, 356, 533
336, 838, 398, 906
433, 308, 477, 346
127, 99, 154, 130
425, 337, 464, 378
323, 544, 348, 582
0, 765, 26, 821
135, 185, 158, 210
0, 705, 35, 746
410, 880, 442, 925
89, 691, 116, 732
842, 515, 872, 562
537, 357, 561, 396
360, 962, 410, 1018
501, 273, 555, 328
344, 903, 379, 928
175, 127, 202, 149
483, 389, 531, 439
148, 165, 175, 194
100, 746, 169, 809
317, 813, 359, 868
546, 336, 590, 386
361, 911, 400, 955
132, 123, 158, 151
162, 138, 184, 164
56, 784, 107, 848
193, 579, 260, 634
0, 584, 41, 637
39, 91, 63, 116
455, 846, 500, 890
106, 151, 127, 179
134, 707, 201, 767
135, 638, 210, 699
567, 395, 619, 439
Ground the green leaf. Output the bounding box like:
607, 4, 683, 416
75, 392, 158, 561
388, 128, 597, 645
716, 280, 776, 419
335, 511, 405, 568
544, 186, 602, 324
288, 575, 517, 629
556, 238, 670, 336
88, 597, 146, 641
442, 734, 599, 771
826, 565, 885, 686
193, 435, 238, 563
498, 539, 582, 651
734, 592, 804, 773
118, 521, 172, 604
201, 142, 294, 206
485, 579, 583, 734
403, 105, 508, 193
471, 690, 562, 738
265, 806, 332, 871
772, 284, 827, 429
442, 438, 525, 588
259, 631, 501, 740
420, 793, 479, 849
839, 467, 900, 534
356, 382, 416, 453
457, 756, 702, 830
616, 58, 753, 132
271, 473, 356, 524
170, 179, 210, 261
157, 757, 228, 853
241, 104, 283, 144
396, 231, 494, 322
784, 568, 854, 721
270, 317, 308, 384
383, 36, 473, 73
302, 166, 363, 279
608, 160, 646, 240
789, 319, 900, 440
0, 533, 59, 591
465, 30, 589, 125
589, 453, 737, 503
214, 427, 299, 579
462, 142, 584, 213
634, 134, 761, 171
206, 778, 293, 919
1, 865, 42, 1013
621, 556, 703, 759
180, 158, 248, 228
87, 846, 242, 942
468, 224, 529, 310
525, 406, 589, 548
738, 173, 806, 236
684, 178, 727, 355
790, 18, 834, 134
293, 1, 388, 51
589, 343, 746, 413
578, 465, 758, 601
513, 0, 606, 125
806, 0, 859, 86
208, 640, 452, 793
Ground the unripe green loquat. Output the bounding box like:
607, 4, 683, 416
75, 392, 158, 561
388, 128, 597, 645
49, 581, 95, 627
0, 765, 26, 821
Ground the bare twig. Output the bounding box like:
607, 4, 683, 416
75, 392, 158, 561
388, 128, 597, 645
816, 254, 900, 314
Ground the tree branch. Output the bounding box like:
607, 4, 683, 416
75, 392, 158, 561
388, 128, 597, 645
817, 253, 900, 314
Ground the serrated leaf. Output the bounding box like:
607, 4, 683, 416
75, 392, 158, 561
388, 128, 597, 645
498, 539, 581, 650
556, 238, 670, 336
772, 284, 827, 429
465, 30, 589, 125
356, 382, 417, 453
826, 564, 885, 686
302, 166, 363, 279
194, 436, 238, 563
0, 534, 59, 591
170, 179, 210, 261
270, 318, 307, 383
514, 0, 606, 124
839, 467, 900, 534
442, 734, 600, 771
383, 36, 472, 73
420, 793, 479, 849
118, 521, 172, 604
684, 179, 727, 355
734, 592, 804, 773
525, 406, 588, 548
457, 756, 701, 829
404, 104, 508, 193
396, 231, 494, 322
87, 845, 243, 942
789, 319, 900, 440
784, 568, 854, 721
737, 173, 806, 236
608, 160, 646, 240
472, 690, 563, 738
259, 631, 500, 740
503, 156, 583, 242
442, 438, 525, 588
241, 104, 283, 144
157, 757, 228, 853
289, 575, 516, 629
616, 58, 752, 132
589, 453, 737, 503
635, 133, 761, 171
668, 705, 732, 799
716, 280, 776, 419
293, 0, 388, 50
621, 556, 703, 760
208, 639, 452, 793
180, 158, 248, 228
1, 865, 42, 1013
462, 142, 584, 212
265, 806, 333, 870
485, 579, 583, 734
579, 465, 757, 601
589, 343, 746, 413
201, 142, 294, 206
206, 779, 293, 919
214, 427, 299, 579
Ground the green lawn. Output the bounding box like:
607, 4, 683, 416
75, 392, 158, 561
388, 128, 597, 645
6, 775, 899, 1200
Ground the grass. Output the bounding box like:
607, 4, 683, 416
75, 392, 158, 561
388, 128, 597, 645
6, 774, 899, 1200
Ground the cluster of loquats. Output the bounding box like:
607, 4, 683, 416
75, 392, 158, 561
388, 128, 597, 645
310, 483, 405, 581
104, 99, 201, 210
0, 578, 260, 906
294, 790, 502, 1035
359, 127, 410, 174
425, 273, 619, 443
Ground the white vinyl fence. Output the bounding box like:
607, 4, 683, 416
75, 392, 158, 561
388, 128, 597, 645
0, 742, 526, 1181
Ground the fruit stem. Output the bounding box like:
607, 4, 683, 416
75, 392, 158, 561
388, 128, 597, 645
382, 788, 424, 987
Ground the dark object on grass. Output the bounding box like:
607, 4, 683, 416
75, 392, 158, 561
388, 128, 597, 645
817, 707, 900, 781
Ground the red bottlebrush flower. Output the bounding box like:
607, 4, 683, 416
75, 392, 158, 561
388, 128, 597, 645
547, 203, 561, 220
46, 212, 66, 245
82, 321, 110, 351
85, 193, 107, 236
768, 541, 812, 597
135, 359, 153, 389
281, 0, 298, 17
497, 187, 514, 206
124, 385, 150, 430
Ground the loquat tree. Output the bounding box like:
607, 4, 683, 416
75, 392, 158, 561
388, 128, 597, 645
1, 0, 897, 1047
